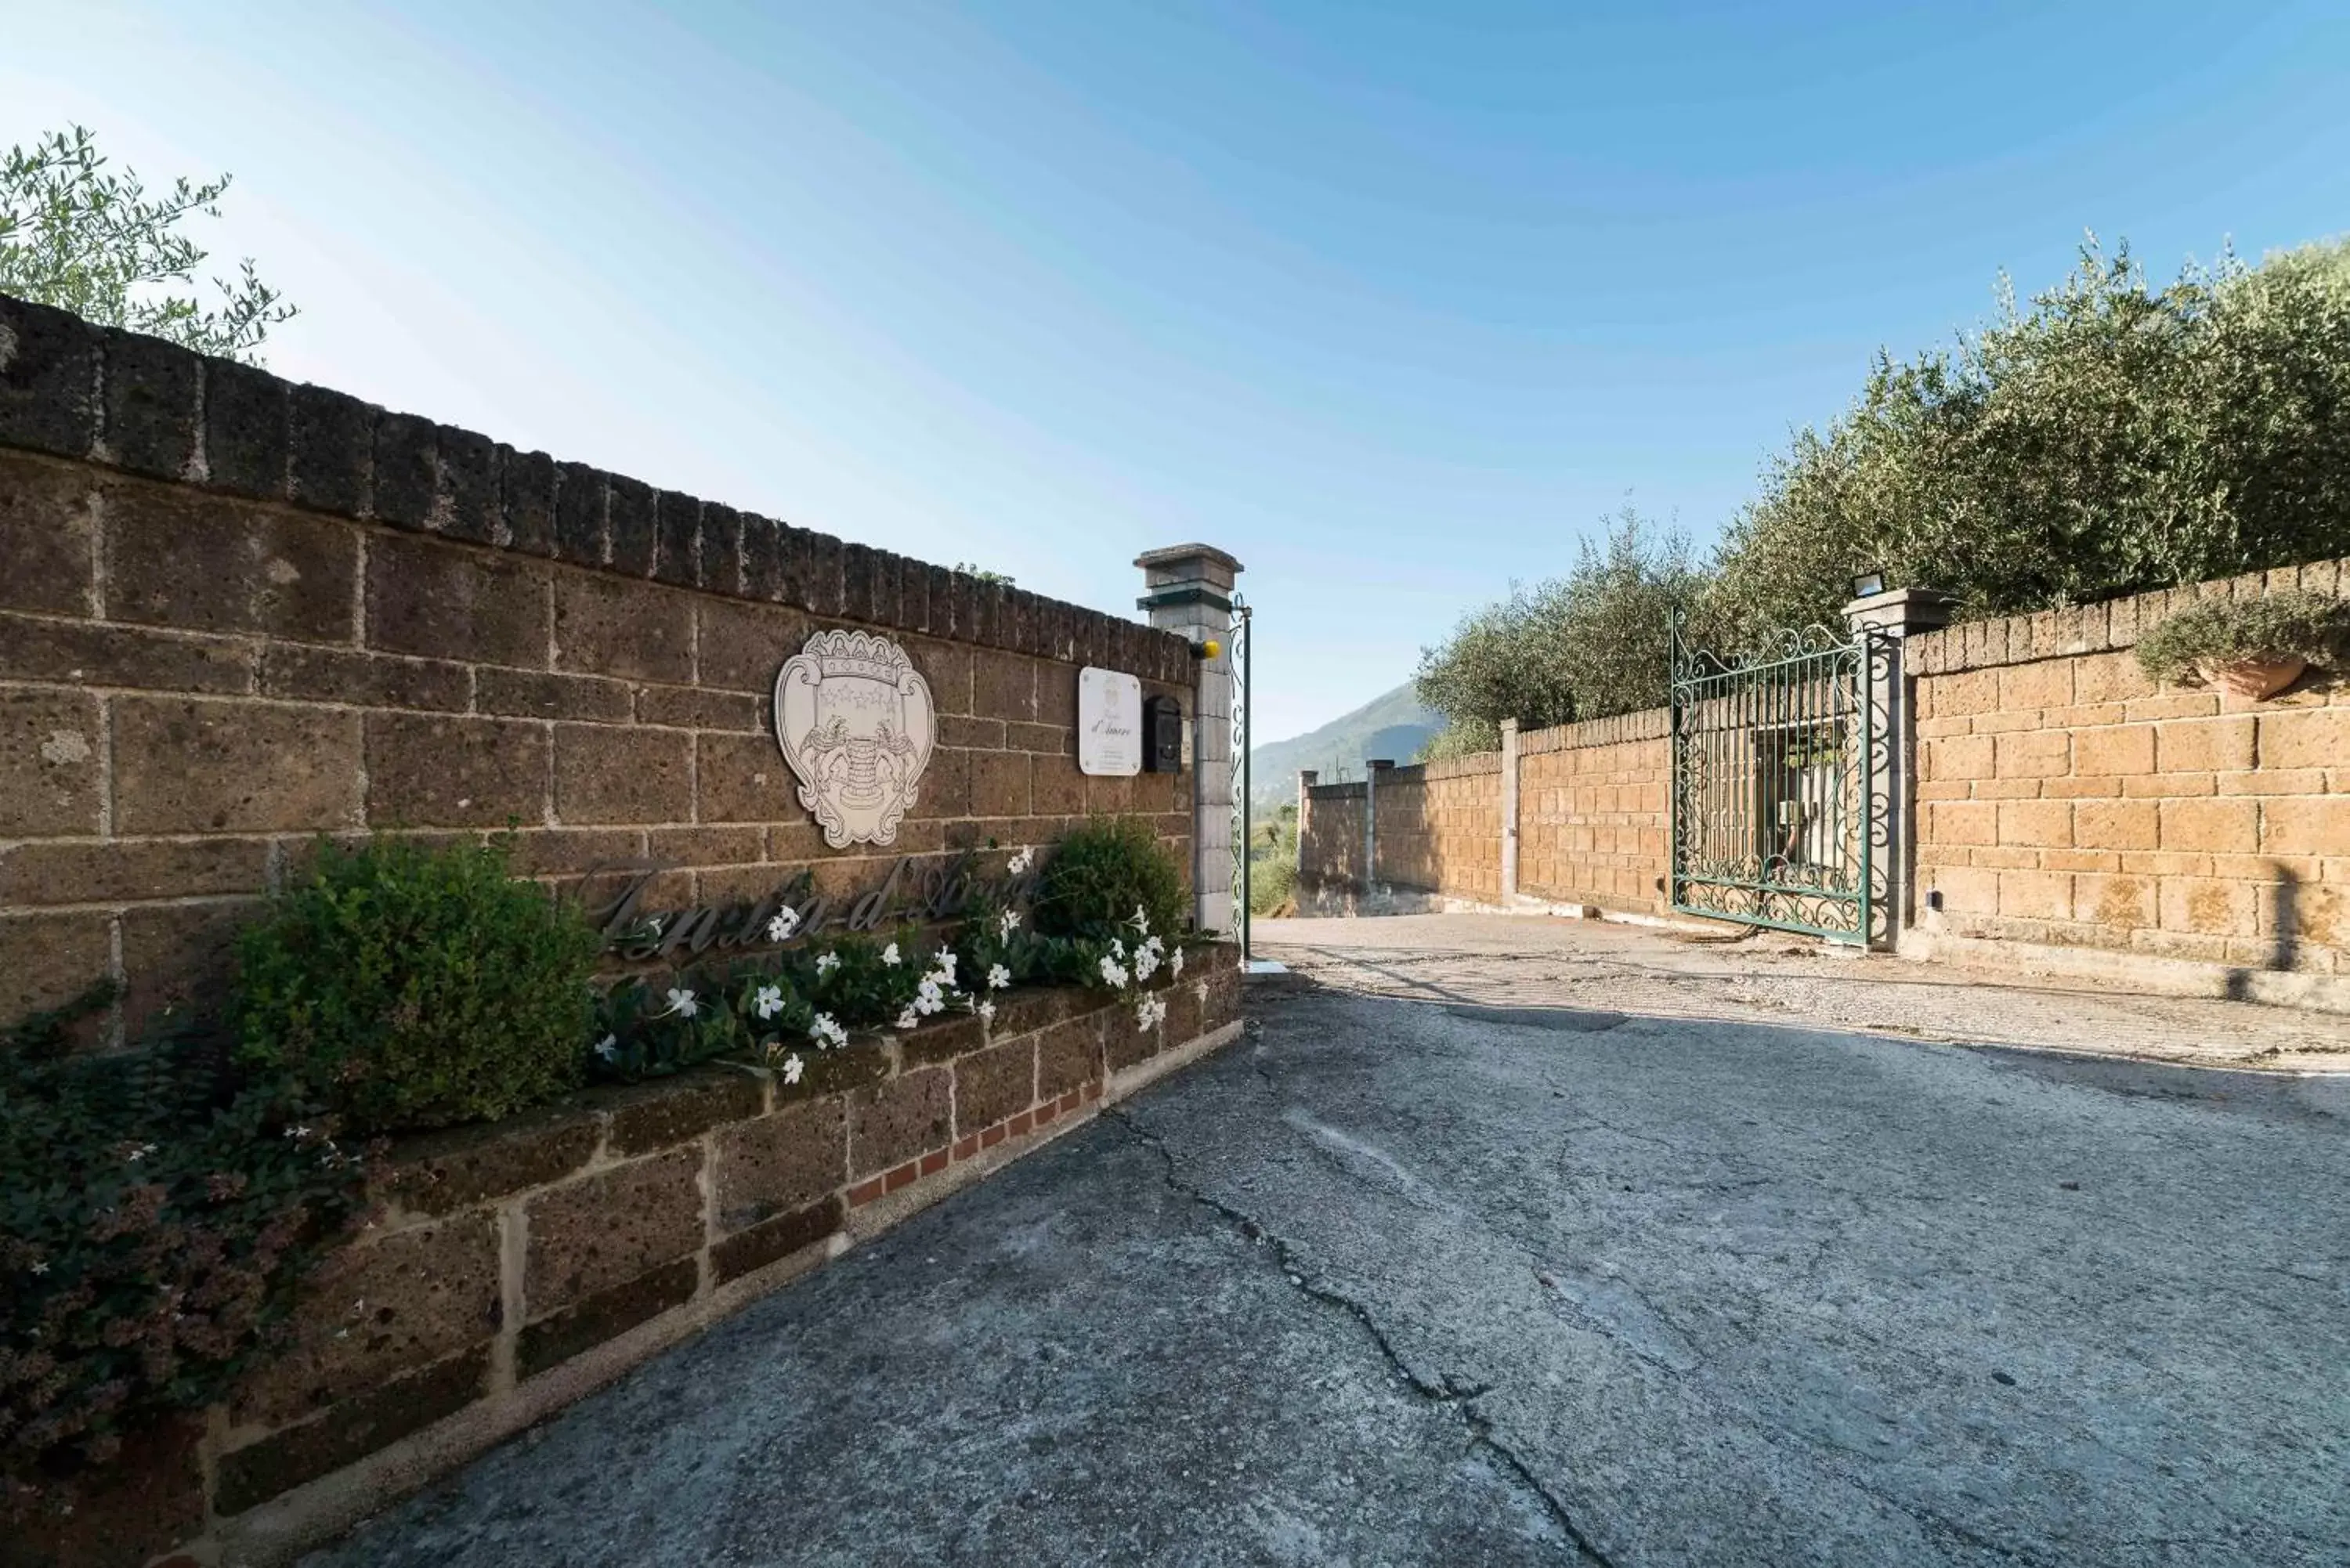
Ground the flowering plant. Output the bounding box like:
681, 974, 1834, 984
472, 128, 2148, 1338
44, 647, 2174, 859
585, 829, 1211, 1083
588, 923, 980, 1084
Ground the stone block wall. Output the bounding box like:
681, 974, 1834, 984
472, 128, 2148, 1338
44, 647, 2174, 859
1296, 779, 1365, 898
1296, 714, 1666, 917
1909, 557, 2350, 982
0, 294, 1196, 1049
16, 956, 1245, 1568
1365, 757, 1502, 902
1515, 710, 1670, 916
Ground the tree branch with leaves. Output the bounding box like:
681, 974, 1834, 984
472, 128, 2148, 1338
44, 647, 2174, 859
0, 124, 295, 363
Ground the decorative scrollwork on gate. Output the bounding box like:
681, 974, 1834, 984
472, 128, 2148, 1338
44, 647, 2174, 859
1668, 611, 1885, 945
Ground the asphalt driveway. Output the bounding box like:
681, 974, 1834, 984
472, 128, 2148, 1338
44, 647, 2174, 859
309, 919, 2350, 1567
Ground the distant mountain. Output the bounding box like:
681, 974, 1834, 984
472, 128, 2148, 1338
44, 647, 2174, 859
1245, 683, 1440, 813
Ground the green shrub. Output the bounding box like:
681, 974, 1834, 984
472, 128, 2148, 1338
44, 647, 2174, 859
2, 992, 370, 1519
2134, 591, 2350, 685
233, 836, 601, 1134
1249, 850, 1297, 918
1035, 816, 1188, 941
1246, 810, 1298, 918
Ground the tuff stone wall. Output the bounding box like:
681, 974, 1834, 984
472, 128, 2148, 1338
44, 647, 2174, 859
1908, 558, 2350, 985
0, 294, 1196, 1049
15, 955, 1245, 1568
1290, 555, 2348, 1001
1516, 710, 1670, 916
1295, 779, 1362, 900
1368, 757, 1503, 903
1296, 714, 1667, 917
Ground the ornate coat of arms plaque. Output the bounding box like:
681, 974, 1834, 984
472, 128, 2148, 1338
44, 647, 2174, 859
774, 629, 936, 848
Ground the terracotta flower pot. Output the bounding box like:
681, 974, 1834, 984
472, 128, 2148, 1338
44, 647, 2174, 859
2198, 655, 2306, 700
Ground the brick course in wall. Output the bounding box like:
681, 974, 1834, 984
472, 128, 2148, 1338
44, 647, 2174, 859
0, 294, 1198, 1046
1909, 557, 2350, 977
13, 956, 1244, 1568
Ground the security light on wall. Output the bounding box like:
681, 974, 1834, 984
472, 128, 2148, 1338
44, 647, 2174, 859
1852, 571, 1887, 597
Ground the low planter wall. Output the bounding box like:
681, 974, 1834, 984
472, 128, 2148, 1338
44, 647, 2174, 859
16, 951, 1244, 1568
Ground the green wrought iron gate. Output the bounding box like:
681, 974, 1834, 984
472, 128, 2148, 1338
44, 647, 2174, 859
1668, 619, 1889, 945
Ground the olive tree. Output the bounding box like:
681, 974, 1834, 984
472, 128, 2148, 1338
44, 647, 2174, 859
1, 125, 295, 363
1705, 236, 2350, 642
1415, 509, 1705, 753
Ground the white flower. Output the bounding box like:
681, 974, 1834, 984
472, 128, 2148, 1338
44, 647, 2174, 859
815, 952, 841, 975
594, 1034, 620, 1062
1110, 937, 1126, 959
934, 950, 958, 982
896, 1006, 920, 1031
1170, 946, 1184, 978
1007, 847, 1034, 875
28, 1259, 49, 1276
1133, 946, 1160, 982
1097, 954, 1130, 989
999, 909, 1022, 938
662, 987, 700, 1019
1136, 993, 1167, 1031
978, 998, 996, 1025
781, 1053, 804, 1086
808, 1013, 848, 1050
766, 907, 801, 942
753, 985, 786, 1021
1130, 905, 1151, 933
882, 942, 902, 966
126, 1143, 157, 1162
286, 1125, 312, 1141
988, 963, 1011, 991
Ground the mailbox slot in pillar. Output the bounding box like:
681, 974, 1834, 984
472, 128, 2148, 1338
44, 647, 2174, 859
1142, 694, 1184, 773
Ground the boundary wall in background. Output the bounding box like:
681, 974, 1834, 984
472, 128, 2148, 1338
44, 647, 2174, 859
1296, 558, 2350, 1009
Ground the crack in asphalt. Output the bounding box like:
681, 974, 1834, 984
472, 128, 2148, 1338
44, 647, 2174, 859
1247, 984, 2065, 1566
1106, 1107, 1622, 1568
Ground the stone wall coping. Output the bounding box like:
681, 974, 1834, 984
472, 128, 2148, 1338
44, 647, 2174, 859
1413, 754, 1504, 783
1303, 753, 1500, 800
0, 291, 1193, 686
1908, 556, 2350, 678
1519, 705, 1670, 753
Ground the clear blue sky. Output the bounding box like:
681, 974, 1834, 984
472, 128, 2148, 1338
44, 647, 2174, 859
6, 2, 2347, 740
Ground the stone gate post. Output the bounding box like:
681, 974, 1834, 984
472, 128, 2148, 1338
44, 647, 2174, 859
1137, 544, 1243, 936
1499, 718, 1521, 905
1842, 586, 1957, 945
1296, 769, 1317, 854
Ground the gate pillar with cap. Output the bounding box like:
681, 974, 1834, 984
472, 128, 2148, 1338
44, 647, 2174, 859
1841, 586, 1958, 943
1136, 544, 1243, 937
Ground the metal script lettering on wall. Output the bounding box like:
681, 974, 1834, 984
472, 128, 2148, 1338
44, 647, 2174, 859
774, 629, 936, 848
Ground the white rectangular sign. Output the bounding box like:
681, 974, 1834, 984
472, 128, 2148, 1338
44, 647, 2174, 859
1078, 667, 1143, 776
